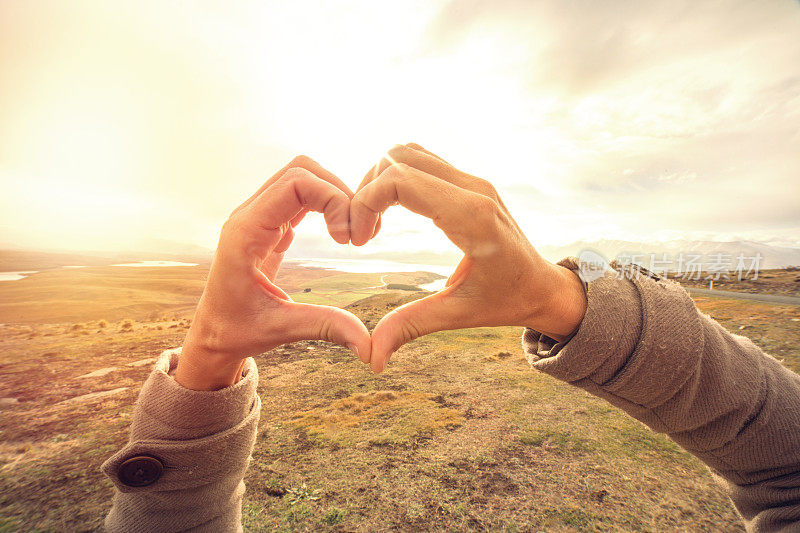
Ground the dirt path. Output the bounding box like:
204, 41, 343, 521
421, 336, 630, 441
365, 275, 388, 290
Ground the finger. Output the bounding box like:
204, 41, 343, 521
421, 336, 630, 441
388, 145, 520, 227
404, 143, 450, 165
352, 147, 408, 245
245, 168, 352, 246
273, 226, 294, 254
355, 159, 389, 198
235, 155, 353, 215
369, 292, 460, 372
352, 144, 449, 244
350, 163, 501, 252
290, 208, 308, 227
371, 214, 382, 239
386, 144, 502, 203
260, 252, 284, 280
277, 302, 371, 364
355, 142, 426, 195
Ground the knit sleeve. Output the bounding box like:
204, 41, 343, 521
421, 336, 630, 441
524, 262, 800, 532
101, 349, 260, 532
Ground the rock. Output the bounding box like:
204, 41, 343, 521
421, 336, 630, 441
77, 367, 119, 379
58, 387, 128, 405
127, 358, 157, 368
0, 397, 19, 406
159, 347, 182, 358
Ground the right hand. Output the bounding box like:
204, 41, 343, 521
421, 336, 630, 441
176, 156, 372, 390
350, 144, 587, 372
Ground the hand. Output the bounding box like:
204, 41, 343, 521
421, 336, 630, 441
176, 156, 372, 390
350, 144, 586, 372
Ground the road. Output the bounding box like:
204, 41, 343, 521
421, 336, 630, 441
688, 288, 800, 306
365, 275, 388, 290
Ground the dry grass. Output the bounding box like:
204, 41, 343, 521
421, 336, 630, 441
676, 267, 800, 296
289, 390, 463, 447
1, 265, 797, 531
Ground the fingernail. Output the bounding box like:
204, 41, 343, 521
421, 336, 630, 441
346, 343, 359, 358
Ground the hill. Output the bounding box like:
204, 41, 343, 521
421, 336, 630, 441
4, 273, 798, 530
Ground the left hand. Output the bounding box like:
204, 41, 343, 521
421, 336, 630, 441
176, 156, 372, 390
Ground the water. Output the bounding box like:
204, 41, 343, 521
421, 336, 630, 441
1, 261, 199, 281
419, 278, 448, 292
111, 261, 199, 267
293, 258, 453, 292
295, 258, 452, 276
0, 271, 37, 282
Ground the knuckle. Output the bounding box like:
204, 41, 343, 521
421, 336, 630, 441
221, 213, 243, 235
475, 177, 498, 198
387, 144, 409, 161
469, 193, 498, 214
398, 314, 423, 345
290, 154, 314, 167
281, 166, 311, 184
389, 161, 412, 176
314, 309, 337, 342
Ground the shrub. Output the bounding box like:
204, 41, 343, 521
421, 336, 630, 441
120, 320, 134, 332
97, 320, 108, 329
385, 283, 422, 291
322, 508, 346, 525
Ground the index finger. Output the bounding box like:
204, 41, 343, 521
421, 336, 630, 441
235, 155, 354, 215
350, 163, 500, 253
236, 168, 352, 261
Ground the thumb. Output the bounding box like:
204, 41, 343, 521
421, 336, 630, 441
370, 293, 457, 373
279, 303, 372, 364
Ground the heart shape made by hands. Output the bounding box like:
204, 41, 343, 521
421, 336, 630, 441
184, 147, 584, 390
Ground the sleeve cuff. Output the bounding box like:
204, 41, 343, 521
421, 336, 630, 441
128, 348, 260, 441
523, 260, 705, 409
101, 349, 261, 493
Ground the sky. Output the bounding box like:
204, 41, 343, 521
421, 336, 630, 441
1, 0, 799, 260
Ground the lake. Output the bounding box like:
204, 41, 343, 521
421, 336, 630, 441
0, 271, 38, 282
0, 261, 200, 282
111, 261, 199, 267
292, 258, 453, 292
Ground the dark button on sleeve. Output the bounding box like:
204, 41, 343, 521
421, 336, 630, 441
117, 455, 164, 487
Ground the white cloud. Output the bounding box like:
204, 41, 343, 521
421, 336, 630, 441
0, 0, 798, 253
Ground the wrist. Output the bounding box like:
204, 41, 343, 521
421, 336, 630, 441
175, 330, 246, 391
524, 264, 587, 342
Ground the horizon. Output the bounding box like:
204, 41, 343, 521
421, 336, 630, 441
3, 235, 800, 272
1, 1, 799, 255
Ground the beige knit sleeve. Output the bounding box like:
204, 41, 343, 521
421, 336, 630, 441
524, 264, 800, 532
101, 350, 261, 532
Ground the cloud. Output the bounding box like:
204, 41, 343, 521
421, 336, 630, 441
1, 0, 798, 253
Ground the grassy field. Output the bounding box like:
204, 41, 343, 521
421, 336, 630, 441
1, 262, 798, 531
675, 267, 800, 296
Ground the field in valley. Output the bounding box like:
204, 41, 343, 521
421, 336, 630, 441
1, 258, 799, 531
